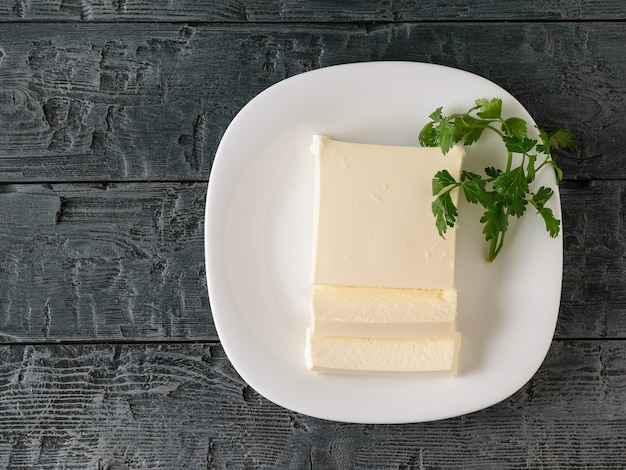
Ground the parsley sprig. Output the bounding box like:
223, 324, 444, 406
419, 98, 577, 262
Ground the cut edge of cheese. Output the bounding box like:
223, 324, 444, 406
305, 328, 461, 376
311, 285, 457, 338
310, 134, 325, 288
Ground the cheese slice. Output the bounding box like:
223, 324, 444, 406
311, 285, 456, 338
306, 328, 460, 376
311, 135, 465, 289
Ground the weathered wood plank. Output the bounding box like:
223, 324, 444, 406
0, 183, 212, 342
2, 0, 626, 22
559, 180, 626, 339
0, 22, 622, 181
0, 341, 623, 468
0, 180, 625, 342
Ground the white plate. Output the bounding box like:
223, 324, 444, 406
205, 62, 562, 423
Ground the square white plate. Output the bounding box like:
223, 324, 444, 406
205, 62, 562, 423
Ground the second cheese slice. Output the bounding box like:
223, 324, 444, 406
312, 285, 457, 338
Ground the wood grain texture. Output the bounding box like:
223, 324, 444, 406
0, 341, 623, 469
0, 22, 623, 181
559, 180, 626, 339
0, 183, 211, 342
2, 0, 626, 22
1, 181, 625, 342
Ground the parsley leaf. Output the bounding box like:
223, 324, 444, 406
493, 166, 528, 216
549, 129, 578, 152
503, 117, 527, 139
420, 98, 577, 262
476, 98, 502, 119
485, 166, 501, 179
420, 107, 456, 154
432, 169, 457, 195
480, 197, 508, 261
531, 187, 560, 237
503, 136, 537, 155
537, 207, 560, 237
432, 192, 458, 237
461, 175, 493, 208
532, 186, 554, 207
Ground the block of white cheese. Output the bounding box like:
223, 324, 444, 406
311, 135, 465, 289
306, 135, 465, 377
311, 285, 456, 338
306, 328, 461, 376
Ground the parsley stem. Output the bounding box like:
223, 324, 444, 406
535, 156, 552, 172
486, 124, 504, 138
487, 232, 506, 262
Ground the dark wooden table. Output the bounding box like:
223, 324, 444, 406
1, 2, 625, 468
